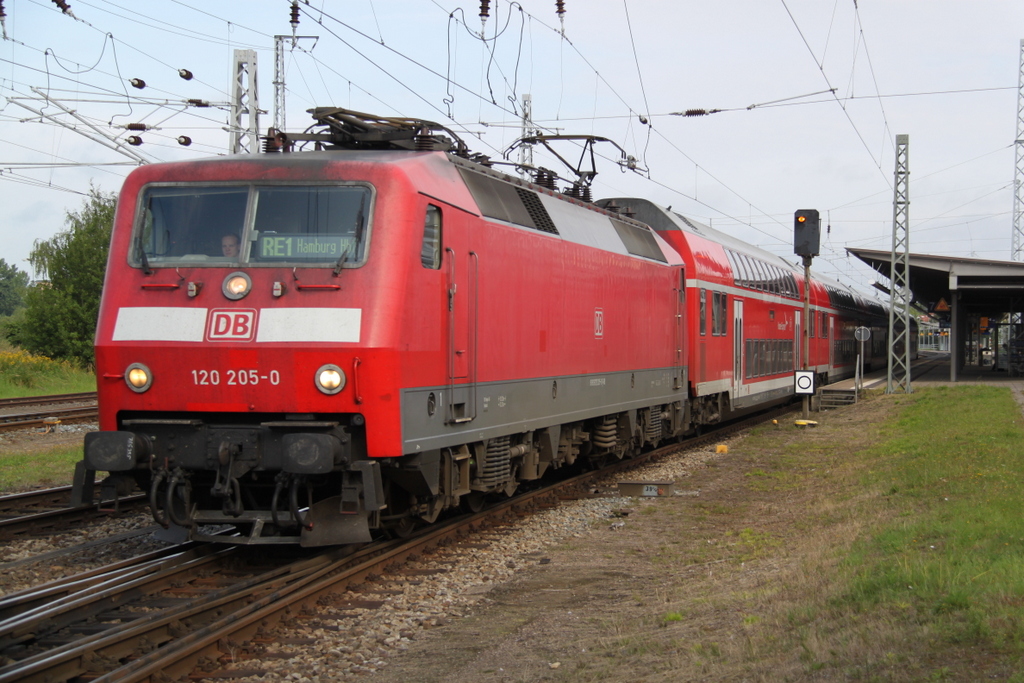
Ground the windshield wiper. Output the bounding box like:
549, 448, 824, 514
136, 235, 153, 275
333, 247, 350, 277
333, 195, 365, 277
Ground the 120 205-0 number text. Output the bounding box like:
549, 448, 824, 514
191, 369, 281, 386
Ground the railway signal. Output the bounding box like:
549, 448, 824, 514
794, 209, 820, 257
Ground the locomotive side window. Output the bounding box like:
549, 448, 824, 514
421, 205, 442, 269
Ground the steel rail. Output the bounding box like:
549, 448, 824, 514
0, 486, 73, 513
0, 393, 97, 409
0, 494, 148, 541
0, 405, 98, 433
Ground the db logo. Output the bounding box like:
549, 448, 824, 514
594, 308, 604, 339
206, 309, 257, 341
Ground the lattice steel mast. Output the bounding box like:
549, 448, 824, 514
887, 134, 912, 393
229, 49, 259, 154
1012, 40, 1024, 260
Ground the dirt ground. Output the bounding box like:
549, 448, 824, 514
367, 394, 1012, 683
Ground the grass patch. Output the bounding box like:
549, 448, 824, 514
0, 347, 96, 397
0, 444, 82, 490
842, 385, 1024, 651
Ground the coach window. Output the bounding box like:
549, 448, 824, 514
700, 289, 707, 336
809, 309, 816, 338
754, 260, 769, 291
739, 255, 754, 288
421, 205, 442, 269
821, 311, 828, 336
711, 291, 720, 336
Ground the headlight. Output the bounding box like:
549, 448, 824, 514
125, 363, 152, 392
222, 271, 251, 300
315, 364, 345, 395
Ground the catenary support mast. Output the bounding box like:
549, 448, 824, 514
887, 134, 912, 393
229, 49, 260, 155
1012, 40, 1024, 260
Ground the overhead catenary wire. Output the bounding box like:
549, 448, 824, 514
778, 0, 891, 189
2, 1, 1014, 295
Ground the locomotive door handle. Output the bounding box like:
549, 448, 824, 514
352, 357, 363, 405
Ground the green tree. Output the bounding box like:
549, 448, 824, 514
0, 259, 30, 316
5, 189, 116, 367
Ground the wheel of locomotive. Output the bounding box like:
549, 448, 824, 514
387, 515, 418, 538
461, 491, 487, 513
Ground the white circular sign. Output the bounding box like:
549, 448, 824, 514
794, 370, 815, 394
855, 326, 871, 342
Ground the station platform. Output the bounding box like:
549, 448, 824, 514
822, 351, 1024, 410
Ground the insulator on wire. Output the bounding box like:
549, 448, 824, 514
126, 123, 148, 131
290, 1, 300, 30
0, 1, 6, 19
126, 136, 143, 146
52, 0, 72, 14
177, 136, 192, 146
129, 78, 146, 89
178, 68, 193, 80
555, 0, 565, 32
479, 0, 490, 34
672, 108, 722, 117
187, 98, 210, 107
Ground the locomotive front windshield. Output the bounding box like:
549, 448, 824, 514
132, 184, 372, 267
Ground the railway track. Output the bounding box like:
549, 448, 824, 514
0, 404, 793, 683
0, 405, 99, 433
0, 392, 97, 409
0, 486, 148, 541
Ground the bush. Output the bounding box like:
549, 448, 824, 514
0, 348, 94, 394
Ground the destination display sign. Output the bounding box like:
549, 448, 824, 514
258, 234, 354, 260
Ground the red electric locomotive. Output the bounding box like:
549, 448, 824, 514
73, 108, 896, 546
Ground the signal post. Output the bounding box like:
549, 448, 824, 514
794, 210, 820, 419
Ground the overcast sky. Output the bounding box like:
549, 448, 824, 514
2, 0, 1023, 298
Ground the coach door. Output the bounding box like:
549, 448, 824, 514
445, 236, 478, 424
733, 299, 744, 397
675, 268, 685, 389
794, 311, 802, 369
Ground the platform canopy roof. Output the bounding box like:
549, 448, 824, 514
846, 248, 1024, 321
